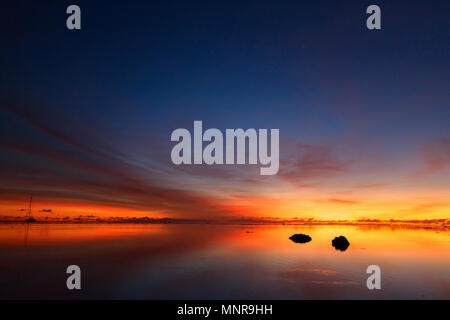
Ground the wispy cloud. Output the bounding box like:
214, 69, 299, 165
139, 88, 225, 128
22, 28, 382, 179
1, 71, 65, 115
416, 138, 450, 176
279, 141, 352, 183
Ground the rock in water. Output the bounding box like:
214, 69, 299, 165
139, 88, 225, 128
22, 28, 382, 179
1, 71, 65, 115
332, 236, 350, 251
289, 234, 312, 243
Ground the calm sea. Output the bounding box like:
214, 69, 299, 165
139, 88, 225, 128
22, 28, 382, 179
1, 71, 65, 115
0, 223, 449, 299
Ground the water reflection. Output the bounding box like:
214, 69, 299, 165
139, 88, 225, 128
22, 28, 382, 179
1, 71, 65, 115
0, 223, 448, 299
23, 223, 30, 252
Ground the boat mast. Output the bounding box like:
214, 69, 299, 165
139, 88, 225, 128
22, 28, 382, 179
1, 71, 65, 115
28, 195, 32, 218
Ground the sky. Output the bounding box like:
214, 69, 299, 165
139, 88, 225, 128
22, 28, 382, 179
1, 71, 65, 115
0, 1, 449, 221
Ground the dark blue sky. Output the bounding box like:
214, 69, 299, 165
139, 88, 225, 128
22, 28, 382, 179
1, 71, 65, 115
0, 1, 449, 220
2, 1, 448, 136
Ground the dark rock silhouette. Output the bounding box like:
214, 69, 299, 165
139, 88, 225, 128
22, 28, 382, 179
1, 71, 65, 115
332, 236, 350, 251
289, 234, 312, 243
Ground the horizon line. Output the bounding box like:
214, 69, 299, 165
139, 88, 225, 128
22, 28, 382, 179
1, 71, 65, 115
1, 216, 448, 230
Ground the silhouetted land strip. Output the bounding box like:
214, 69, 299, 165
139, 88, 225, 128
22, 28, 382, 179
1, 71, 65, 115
0, 217, 448, 231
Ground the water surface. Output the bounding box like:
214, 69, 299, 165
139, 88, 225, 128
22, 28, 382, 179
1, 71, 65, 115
0, 223, 449, 299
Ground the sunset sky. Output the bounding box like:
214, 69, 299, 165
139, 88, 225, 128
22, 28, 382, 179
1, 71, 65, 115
0, 1, 449, 221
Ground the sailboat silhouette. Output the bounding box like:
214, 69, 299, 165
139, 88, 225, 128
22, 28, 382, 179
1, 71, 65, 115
25, 195, 36, 223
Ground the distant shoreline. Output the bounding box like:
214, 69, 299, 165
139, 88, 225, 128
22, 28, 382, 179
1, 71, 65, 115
0, 219, 448, 231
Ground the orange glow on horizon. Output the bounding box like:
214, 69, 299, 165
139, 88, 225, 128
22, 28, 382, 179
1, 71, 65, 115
1, 191, 449, 222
